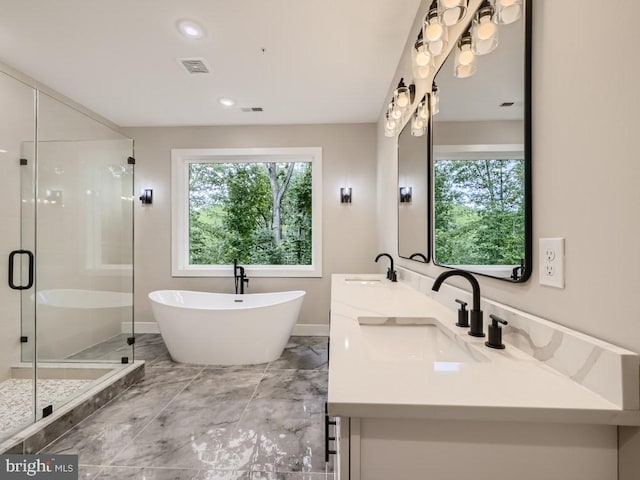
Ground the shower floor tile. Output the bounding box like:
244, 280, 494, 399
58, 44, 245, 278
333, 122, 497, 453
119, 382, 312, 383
40, 336, 333, 479
0, 378, 93, 438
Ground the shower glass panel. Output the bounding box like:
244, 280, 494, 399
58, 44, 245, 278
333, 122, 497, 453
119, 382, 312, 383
31, 93, 134, 420
0, 71, 36, 442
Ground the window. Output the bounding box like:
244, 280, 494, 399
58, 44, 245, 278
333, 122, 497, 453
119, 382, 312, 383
433, 144, 525, 277
171, 147, 322, 277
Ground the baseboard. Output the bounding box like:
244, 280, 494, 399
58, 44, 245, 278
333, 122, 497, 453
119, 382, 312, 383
121, 322, 160, 334
291, 324, 329, 336
122, 322, 328, 336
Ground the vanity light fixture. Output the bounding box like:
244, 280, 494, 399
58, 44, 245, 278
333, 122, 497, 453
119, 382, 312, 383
431, 83, 440, 115
472, 0, 499, 55
438, 0, 469, 27
453, 27, 477, 78
425, 1, 448, 56
399, 187, 413, 203
177, 19, 205, 39
495, 0, 522, 24
393, 79, 415, 111
340, 187, 352, 204
139, 189, 153, 205
412, 97, 428, 136
413, 30, 435, 79
384, 112, 398, 137
418, 96, 429, 120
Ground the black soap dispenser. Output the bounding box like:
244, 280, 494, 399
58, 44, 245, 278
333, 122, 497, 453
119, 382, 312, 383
485, 314, 508, 349
455, 299, 469, 328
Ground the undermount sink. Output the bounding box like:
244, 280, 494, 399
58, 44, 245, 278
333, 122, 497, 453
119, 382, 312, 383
344, 278, 382, 285
358, 316, 487, 364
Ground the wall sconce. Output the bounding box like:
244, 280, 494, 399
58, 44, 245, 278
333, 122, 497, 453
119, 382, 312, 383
472, 0, 499, 55
438, 0, 469, 26
139, 189, 153, 204
399, 187, 413, 203
340, 187, 352, 204
454, 27, 477, 78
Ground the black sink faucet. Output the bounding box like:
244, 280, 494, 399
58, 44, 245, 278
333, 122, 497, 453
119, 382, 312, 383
233, 259, 249, 294
375, 253, 397, 282
431, 269, 485, 337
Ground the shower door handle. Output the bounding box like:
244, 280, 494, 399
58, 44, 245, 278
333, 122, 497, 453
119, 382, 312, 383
8, 250, 34, 290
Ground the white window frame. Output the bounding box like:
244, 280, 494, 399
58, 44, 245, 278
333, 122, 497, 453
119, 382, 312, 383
171, 147, 323, 277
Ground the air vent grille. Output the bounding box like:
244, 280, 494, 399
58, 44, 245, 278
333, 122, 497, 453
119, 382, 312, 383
240, 107, 264, 112
179, 58, 210, 74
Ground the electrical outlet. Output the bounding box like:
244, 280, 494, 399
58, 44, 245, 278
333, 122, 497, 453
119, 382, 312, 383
539, 238, 565, 288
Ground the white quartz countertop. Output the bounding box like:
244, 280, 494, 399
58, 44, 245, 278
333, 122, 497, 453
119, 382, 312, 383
327, 274, 640, 425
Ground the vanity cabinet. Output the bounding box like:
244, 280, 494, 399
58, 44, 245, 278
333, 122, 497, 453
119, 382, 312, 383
332, 416, 616, 480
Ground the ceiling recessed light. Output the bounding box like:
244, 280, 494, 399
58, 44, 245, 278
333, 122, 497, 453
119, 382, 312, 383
218, 98, 236, 107
177, 20, 205, 39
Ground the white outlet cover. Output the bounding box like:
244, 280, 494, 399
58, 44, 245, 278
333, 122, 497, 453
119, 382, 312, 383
539, 237, 565, 289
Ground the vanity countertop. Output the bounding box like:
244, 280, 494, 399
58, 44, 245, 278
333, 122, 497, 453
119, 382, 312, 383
327, 274, 640, 425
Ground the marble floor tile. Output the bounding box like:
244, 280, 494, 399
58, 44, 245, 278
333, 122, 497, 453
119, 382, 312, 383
254, 371, 327, 401
178, 369, 264, 403
95, 466, 208, 479
78, 465, 103, 479
268, 338, 328, 371
227, 399, 327, 474
41, 367, 202, 463
148, 354, 268, 373
111, 399, 250, 470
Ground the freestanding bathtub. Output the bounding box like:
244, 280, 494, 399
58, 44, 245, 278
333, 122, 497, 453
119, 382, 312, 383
148, 290, 306, 365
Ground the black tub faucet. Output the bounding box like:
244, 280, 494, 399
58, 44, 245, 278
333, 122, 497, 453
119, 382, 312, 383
375, 253, 397, 282
233, 259, 249, 294
432, 270, 484, 337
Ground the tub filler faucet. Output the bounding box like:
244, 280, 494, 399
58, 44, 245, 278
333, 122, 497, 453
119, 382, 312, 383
233, 259, 249, 294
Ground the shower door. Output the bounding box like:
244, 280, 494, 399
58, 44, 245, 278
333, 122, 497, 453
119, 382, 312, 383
0, 71, 37, 443
30, 93, 135, 421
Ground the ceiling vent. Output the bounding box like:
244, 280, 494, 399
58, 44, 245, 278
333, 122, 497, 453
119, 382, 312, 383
178, 58, 210, 74
240, 107, 264, 112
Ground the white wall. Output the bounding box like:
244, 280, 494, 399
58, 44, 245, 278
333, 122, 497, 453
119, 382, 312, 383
376, 0, 640, 476
124, 124, 378, 327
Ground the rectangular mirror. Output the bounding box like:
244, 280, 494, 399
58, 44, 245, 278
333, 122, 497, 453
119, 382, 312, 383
431, 0, 531, 282
398, 101, 430, 263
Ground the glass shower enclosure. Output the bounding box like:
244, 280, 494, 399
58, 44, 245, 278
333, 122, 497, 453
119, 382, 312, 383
0, 70, 134, 444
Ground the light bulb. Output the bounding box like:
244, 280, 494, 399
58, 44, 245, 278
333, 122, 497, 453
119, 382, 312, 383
397, 92, 409, 108
458, 49, 474, 66
416, 49, 432, 67
425, 22, 444, 42
477, 19, 497, 40
391, 107, 402, 120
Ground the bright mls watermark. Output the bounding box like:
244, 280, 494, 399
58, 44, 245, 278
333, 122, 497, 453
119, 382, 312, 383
1, 455, 78, 479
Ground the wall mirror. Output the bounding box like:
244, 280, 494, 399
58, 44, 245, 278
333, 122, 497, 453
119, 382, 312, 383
398, 104, 430, 263
431, 0, 531, 282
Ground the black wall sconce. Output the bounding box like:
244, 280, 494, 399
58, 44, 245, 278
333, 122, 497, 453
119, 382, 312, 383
399, 187, 412, 203
139, 189, 153, 204
340, 187, 352, 204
